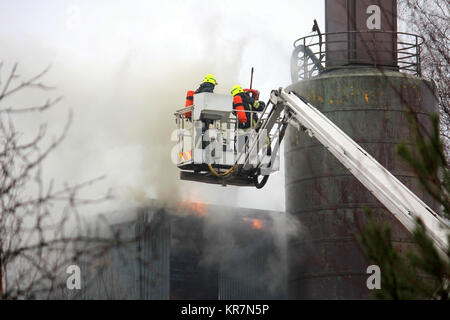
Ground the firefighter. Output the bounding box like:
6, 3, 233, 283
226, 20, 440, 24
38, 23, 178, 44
195, 74, 218, 93
231, 85, 260, 155
185, 74, 219, 150
230, 85, 265, 129
231, 85, 269, 157
185, 74, 218, 119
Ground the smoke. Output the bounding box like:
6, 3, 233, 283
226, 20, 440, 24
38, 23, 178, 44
126, 200, 301, 298
0, 16, 253, 214
0, 1, 328, 299
0, 0, 329, 216
201, 206, 303, 297
0, 0, 318, 216
116, 36, 249, 205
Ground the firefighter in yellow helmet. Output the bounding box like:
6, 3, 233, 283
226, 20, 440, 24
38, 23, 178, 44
185, 74, 218, 119
231, 84, 265, 129
231, 84, 270, 156
185, 74, 219, 150
195, 74, 218, 94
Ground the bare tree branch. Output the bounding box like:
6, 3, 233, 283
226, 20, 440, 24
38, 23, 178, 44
0, 62, 149, 300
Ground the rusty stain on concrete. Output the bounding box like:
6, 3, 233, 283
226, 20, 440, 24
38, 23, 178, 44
364, 92, 369, 103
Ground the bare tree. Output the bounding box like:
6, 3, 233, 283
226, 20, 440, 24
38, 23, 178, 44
0, 62, 148, 299
400, 0, 450, 154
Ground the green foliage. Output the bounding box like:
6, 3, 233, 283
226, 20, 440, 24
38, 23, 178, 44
358, 214, 429, 299
359, 113, 450, 300
397, 113, 450, 218
407, 219, 450, 299
359, 216, 449, 300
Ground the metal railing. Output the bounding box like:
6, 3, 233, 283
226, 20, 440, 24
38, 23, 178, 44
291, 31, 424, 81
174, 106, 282, 169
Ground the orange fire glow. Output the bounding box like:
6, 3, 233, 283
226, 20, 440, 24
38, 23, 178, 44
179, 200, 207, 217
252, 219, 264, 230
243, 218, 264, 230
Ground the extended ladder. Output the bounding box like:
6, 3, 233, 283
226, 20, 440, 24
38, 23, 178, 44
269, 88, 449, 254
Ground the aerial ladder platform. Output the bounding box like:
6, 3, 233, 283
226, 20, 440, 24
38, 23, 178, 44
174, 88, 449, 254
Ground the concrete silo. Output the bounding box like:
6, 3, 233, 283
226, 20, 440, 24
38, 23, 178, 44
286, 0, 439, 299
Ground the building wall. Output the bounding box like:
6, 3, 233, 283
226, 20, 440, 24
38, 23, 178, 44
79, 203, 286, 300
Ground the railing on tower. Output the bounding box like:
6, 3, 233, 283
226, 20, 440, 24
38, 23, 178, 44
291, 31, 423, 82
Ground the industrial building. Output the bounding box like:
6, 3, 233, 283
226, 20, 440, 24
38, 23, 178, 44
78, 200, 287, 300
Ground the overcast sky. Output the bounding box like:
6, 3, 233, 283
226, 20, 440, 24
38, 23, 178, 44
0, 0, 325, 213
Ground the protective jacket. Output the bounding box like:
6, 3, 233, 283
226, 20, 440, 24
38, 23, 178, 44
195, 82, 215, 94
233, 92, 264, 129
185, 82, 216, 119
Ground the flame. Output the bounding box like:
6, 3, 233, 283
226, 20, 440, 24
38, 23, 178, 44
252, 219, 263, 230
179, 200, 207, 217
177, 187, 208, 217
243, 218, 264, 230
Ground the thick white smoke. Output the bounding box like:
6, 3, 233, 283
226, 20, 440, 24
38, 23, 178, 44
0, 1, 327, 299
0, 1, 324, 215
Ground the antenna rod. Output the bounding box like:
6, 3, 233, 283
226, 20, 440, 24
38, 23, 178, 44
250, 67, 254, 90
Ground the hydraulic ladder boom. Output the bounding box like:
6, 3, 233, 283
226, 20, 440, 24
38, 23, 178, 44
269, 88, 449, 254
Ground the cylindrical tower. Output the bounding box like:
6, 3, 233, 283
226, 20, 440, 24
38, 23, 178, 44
286, 0, 439, 299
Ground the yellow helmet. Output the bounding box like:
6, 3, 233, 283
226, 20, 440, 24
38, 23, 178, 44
203, 74, 218, 85
230, 85, 244, 96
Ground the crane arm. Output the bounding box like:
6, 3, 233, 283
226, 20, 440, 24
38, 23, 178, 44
269, 88, 449, 254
